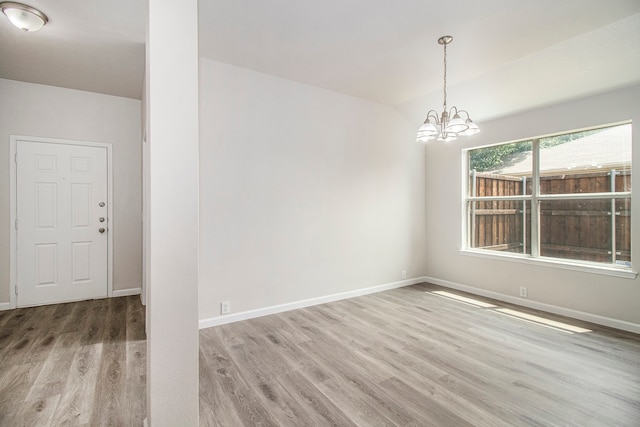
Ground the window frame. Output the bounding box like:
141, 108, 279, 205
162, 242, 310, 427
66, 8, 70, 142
461, 122, 636, 279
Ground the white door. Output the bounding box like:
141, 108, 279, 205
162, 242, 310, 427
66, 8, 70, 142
17, 141, 109, 306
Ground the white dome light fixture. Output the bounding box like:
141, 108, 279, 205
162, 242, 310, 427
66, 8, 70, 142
417, 36, 480, 143
0, 2, 48, 32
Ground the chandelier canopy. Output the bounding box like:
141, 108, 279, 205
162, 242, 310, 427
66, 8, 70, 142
417, 36, 479, 143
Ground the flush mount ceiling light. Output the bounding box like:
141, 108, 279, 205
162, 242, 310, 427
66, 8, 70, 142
417, 35, 480, 143
0, 2, 48, 32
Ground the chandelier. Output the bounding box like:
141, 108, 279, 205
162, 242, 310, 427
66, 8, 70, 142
416, 35, 479, 142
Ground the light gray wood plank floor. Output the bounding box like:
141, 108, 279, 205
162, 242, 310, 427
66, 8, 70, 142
200, 283, 640, 427
3, 284, 639, 426
0, 296, 146, 426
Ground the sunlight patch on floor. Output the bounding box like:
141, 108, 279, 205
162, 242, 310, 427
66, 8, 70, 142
432, 290, 497, 308
495, 308, 592, 333
427, 289, 593, 334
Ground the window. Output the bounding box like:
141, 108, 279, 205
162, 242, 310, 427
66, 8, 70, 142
465, 123, 632, 269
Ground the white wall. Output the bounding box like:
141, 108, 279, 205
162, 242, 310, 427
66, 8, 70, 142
146, 0, 200, 424
0, 79, 142, 303
425, 84, 640, 328
198, 58, 426, 321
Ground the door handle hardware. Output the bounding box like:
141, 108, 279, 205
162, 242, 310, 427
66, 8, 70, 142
99, 217, 105, 222
99, 228, 106, 233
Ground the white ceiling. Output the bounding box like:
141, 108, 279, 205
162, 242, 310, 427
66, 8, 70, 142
0, 1, 145, 99
2, 1, 639, 122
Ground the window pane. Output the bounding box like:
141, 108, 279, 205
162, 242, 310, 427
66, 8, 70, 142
540, 199, 620, 263
539, 124, 632, 194
468, 200, 530, 255
468, 141, 533, 196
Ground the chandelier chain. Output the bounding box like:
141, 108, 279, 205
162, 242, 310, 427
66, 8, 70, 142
443, 41, 447, 112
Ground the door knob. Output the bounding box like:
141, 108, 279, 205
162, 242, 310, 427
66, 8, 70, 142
99, 202, 105, 207
99, 217, 105, 222
99, 228, 106, 233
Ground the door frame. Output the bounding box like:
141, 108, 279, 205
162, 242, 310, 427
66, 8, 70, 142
9, 135, 114, 309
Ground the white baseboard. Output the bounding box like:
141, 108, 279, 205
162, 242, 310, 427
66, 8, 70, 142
199, 277, 427, 329
113, 287, 142, 297
424, 276, 640, 335
0, 302, 12, 311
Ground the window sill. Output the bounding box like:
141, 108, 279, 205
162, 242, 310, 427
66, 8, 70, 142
460, 248, 637, 279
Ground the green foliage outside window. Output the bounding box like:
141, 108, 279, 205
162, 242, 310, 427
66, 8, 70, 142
469, 129, 600, 172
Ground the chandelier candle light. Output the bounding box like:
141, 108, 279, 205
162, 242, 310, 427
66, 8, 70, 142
417, 35, 480, 143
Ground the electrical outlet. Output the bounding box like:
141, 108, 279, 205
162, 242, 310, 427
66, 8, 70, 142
519, 287, 528, 298
402, 270, 407, 280
220, 301, 230, 315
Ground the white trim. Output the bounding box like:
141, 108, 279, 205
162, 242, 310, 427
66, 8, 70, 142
199, 277, 427, 329
424, 275, 640, 335
141, 133, 149, 307
106, 142, 114, 298
466, 192, 633, 202
0, 302, 12, 311
9, 138, 17, 309
113, 287, 142, 297
460, 248, 637, 279
9, 135, 114, 309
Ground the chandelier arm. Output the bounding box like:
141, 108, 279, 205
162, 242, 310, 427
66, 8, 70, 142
425, 110, 440, 124
456, 109, 471, 119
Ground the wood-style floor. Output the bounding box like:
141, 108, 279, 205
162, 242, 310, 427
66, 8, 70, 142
0, 296, 146, 426
2, 285, 639, 426
200, 283, 640, 427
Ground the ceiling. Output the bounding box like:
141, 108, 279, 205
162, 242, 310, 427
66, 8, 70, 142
0, 1, 145, 100
2, 1, 639, 122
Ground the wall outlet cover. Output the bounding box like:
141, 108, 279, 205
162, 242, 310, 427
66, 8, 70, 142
221, 301, 230, 314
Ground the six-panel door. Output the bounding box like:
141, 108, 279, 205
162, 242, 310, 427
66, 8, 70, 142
17, 141, 108, 306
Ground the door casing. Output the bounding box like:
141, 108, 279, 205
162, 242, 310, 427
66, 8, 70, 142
9, 135, 114, 309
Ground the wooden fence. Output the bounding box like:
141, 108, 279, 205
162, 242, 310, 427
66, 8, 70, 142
469, 170, 631, 264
